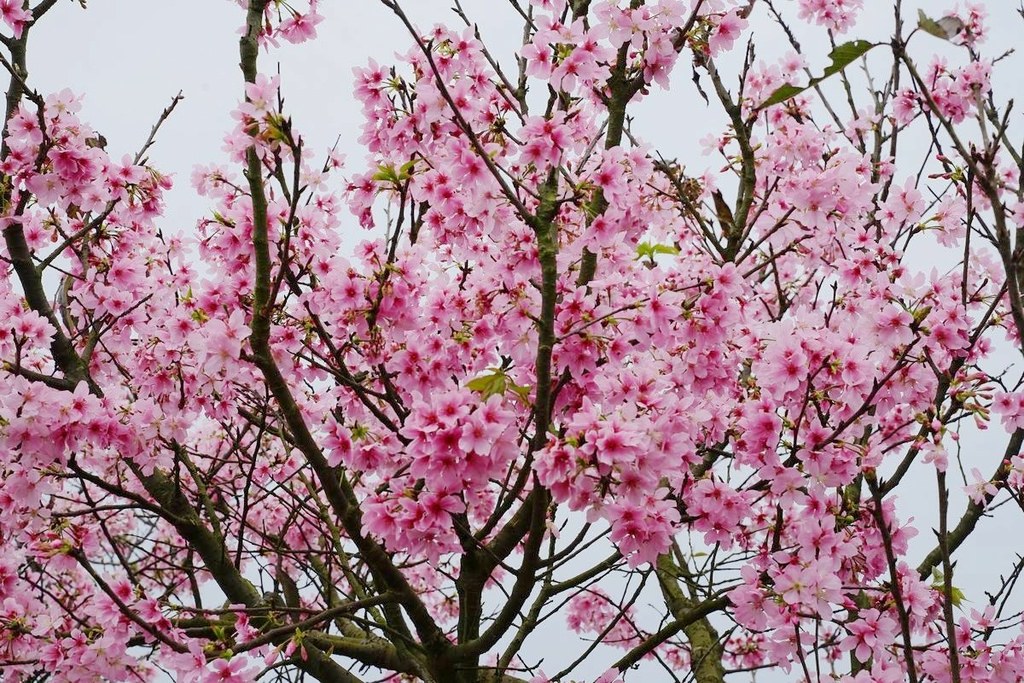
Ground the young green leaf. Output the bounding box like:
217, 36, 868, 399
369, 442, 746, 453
467, 370, 509, 399
761, 40, 876, 108
636, 242, 681, 260
372, 164, 400, 184
918, 10, 965, 40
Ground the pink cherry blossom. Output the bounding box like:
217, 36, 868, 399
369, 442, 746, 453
1, 1, 1023, 681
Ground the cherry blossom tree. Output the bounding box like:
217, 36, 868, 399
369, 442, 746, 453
2, 0, 1024, 681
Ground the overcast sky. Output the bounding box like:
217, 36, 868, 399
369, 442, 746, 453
28, 1, 1018, 232
29, 1, 517, 231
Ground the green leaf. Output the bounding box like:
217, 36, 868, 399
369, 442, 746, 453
212, 210, 234, 227
262, 113, 292, 144
467, 369, 531, 403
917, 10, 965, 41
398, 159, 418, 179
917, 10, 948, 39
467, 370, 509, 400
372, 164, 400, 184
930, 569, 967, 607
508, 381, 532, 403
373, 160, 417, 186
761, 84, 802, 108
761, 40, 877, 108
636, 241, 681, 260
818, 40, 876, 81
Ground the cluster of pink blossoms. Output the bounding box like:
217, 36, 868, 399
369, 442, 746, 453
3, 0, 1024, 682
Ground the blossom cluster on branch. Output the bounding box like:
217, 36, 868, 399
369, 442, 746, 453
1, 0, 1023, 682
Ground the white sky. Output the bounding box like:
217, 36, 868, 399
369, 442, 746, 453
30, 1, 517, 232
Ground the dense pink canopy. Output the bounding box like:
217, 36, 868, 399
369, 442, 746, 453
1, 1, 1022, 682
